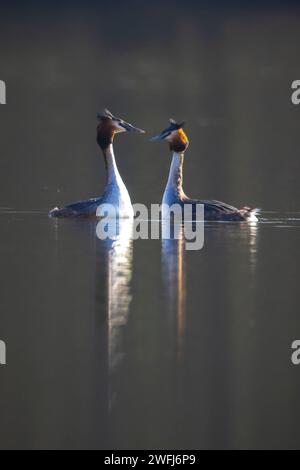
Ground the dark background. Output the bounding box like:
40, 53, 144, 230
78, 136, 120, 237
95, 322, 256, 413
0, 0, 299, 212
0, 0, 300, 450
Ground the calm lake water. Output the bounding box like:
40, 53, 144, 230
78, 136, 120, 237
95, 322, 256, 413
0, 0, 300, 450
0, 211, 299, 449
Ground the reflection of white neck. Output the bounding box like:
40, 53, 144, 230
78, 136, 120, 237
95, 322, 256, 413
163, 152, 185, 202
107, 218, 133, 372
162, 232, 186, 363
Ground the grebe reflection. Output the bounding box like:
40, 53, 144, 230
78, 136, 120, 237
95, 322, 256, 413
96, 218, 134, 408
161, 220, 259, 363
162, 222, 186, 363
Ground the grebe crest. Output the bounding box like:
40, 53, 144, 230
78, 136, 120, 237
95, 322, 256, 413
151, 118, 189, 153
97, 108, 145, 150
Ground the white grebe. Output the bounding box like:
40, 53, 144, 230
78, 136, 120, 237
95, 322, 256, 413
151, 119, 258, 222
49, 109, 145, 218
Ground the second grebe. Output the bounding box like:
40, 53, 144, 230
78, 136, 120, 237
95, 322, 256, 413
151, 120, 258, 221
49, 109, 145, 218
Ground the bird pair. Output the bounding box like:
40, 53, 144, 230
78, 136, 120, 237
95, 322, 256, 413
49, 109, 257, 221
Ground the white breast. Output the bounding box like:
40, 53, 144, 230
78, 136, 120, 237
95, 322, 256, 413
98, 177, 134, 219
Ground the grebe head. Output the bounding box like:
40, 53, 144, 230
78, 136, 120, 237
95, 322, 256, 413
151, 119, 189, 153
97, 109, 145, 150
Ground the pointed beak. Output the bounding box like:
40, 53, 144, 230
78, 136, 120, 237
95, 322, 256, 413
150, 132, 168, 142
119, 121, 145, 134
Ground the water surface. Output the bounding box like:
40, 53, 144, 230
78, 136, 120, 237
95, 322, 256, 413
0, 211, 299, 449
0, 0, 300, 450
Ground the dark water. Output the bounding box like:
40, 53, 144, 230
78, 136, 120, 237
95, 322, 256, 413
0, 211, 299, 449
0, 0, 300, 449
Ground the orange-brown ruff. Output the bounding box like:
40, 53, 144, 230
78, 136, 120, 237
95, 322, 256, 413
152, 119, 258, 222
169, 128, 189, 153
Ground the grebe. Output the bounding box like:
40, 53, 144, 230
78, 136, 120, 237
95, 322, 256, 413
151, 120, 258, 222
49, 109, 145, 218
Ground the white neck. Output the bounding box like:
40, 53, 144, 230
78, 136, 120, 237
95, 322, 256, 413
103, 143, 122, 185
165, 152, 185, 198
101, 143, 134, 219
